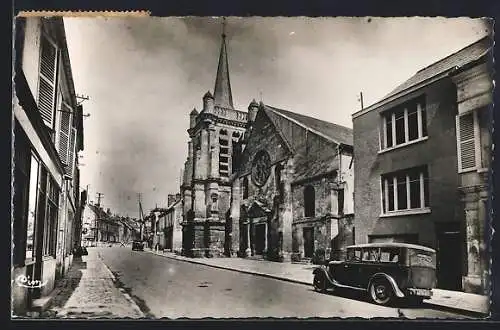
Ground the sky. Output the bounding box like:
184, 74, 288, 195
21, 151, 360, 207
63, 16, 490, 217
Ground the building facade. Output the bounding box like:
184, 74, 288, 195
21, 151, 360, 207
82, 204, 121, 245
12, 17, 84, 315
180, 29, 247, 257
229, 103, 354, 262
352, 36, 492, 294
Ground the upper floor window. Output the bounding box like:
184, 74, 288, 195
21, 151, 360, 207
381, 97, 427, 150
381, 166, 429, 214
456, 110, 488, 173
304, 185, 315, 217
38, 33, 59, 129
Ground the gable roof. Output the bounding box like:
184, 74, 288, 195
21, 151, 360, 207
262, 105, 353, 147
245, 104, 353, 182
353, 35, 492, 118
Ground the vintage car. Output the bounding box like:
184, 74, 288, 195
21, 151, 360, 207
312, 242, 437, 306
132, 240, 145, 251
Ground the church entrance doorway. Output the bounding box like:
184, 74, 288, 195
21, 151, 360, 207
303, 227, 314, 258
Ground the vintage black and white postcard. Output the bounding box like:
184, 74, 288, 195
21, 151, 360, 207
11, 11, 495, 320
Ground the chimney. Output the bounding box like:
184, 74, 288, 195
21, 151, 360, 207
168, 194, 175, 207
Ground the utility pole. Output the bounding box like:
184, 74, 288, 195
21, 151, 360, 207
95, 192, 103, 246
138, 193, 143, 241
96, 192, 104, 208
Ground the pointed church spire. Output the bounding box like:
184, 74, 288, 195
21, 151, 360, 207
213, 17, 234, 109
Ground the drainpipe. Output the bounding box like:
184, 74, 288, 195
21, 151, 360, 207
337, 144, 342, 183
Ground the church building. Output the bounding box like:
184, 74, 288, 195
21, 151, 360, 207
180, 21, 355, 262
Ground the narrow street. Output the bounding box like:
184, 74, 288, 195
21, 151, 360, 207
95, 247, 468, 319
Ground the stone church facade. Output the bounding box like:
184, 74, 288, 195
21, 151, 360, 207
180, 25, 355, 262
229, 104, 355, 262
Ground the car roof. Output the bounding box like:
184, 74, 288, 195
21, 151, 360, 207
346, 242, 436, 253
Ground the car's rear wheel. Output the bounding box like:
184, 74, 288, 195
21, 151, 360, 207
313, 273, 328, 293
369, 279, 393, 306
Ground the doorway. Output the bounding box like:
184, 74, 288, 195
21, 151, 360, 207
303, 227, 314, 258
255, 224, 266, 255
436, 223, 463, 291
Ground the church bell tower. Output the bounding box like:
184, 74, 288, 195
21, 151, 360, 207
180, 18, 248, 258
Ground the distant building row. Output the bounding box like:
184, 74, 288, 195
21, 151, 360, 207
80, 203, 141, 247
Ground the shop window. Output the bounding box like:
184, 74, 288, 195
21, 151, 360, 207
13, 122, 31, 266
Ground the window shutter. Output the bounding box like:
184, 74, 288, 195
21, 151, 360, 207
66, 127, 76, 177
457, 113, 476, 171
38, 34, 58, 127
58, 103, 71, 165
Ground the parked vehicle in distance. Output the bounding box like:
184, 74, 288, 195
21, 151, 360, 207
313, 242, 437, 306
132, 240, 144, 251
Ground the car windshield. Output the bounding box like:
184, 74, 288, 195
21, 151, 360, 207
408, 248, 436, 269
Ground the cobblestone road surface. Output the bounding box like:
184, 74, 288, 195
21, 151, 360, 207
42, 249, 144, 319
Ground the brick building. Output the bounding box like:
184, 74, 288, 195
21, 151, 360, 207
180, 27, 247, 257
229, 103, 354, 262
352, 36, 492, 294
12, 17, 84, 315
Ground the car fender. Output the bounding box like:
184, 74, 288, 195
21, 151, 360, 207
368, 273, 405, 298
313, 266, 339, 286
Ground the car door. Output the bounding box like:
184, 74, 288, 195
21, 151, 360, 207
358, 247, 381, 289
336, 248, 362, 287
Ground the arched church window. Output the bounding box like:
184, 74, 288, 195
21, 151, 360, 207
304, 185, 315, 217
220, 129, 228, 136
243, 177, 249, 199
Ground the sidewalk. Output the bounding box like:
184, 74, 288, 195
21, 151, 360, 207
147, 249, 490, 317
39, 249, 144, 319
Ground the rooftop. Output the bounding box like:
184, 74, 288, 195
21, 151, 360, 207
353, 35, 493, 118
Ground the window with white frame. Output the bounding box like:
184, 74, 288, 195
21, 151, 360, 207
381, 166, 429, 214
456, 111, 481, 172
381, 97, 427, 150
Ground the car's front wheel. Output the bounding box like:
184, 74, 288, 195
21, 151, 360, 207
369, 279, 393, 306
313, 273, 328, 293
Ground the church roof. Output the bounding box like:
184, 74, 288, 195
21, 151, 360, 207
213, 33, 234, 109
262, 105, 353, 147
257, 104, 353, 183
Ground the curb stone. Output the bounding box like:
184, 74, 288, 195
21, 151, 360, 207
146, 250, 489, 318
97, 252, 145, 318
